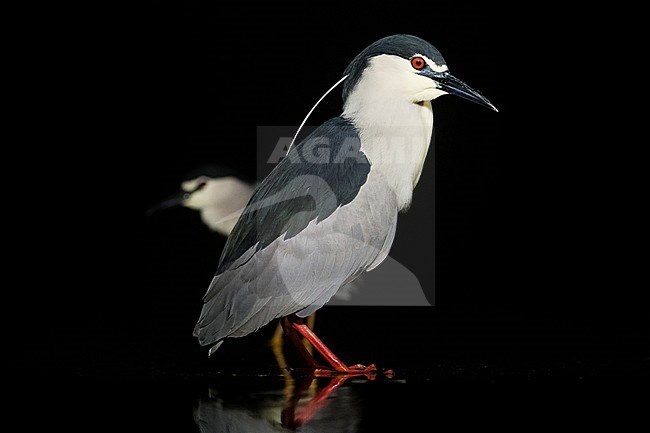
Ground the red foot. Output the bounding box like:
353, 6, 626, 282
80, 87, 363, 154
314, 363, 377, 379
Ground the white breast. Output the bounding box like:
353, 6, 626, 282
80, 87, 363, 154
344, 98, 433, 212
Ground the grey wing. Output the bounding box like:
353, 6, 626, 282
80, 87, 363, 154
193, 179, 397, 347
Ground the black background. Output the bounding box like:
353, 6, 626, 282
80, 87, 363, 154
14, 3, 647, 429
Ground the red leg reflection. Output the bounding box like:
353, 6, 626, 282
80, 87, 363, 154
282, 314, 379, 376
297, 376, 349, 426
282, 374, 353, 429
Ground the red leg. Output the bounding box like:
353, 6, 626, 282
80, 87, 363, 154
285, 315, 377, 376
280, 317, 326, 369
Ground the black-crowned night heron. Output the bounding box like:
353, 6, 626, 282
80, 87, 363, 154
193, 34, 497, 375
146, 164, 255, 236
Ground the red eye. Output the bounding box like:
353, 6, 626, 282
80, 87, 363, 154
411, 57, 426, 70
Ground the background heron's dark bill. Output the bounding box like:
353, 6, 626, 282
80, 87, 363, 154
146, 191, 186, 216
147, 182, 208, 216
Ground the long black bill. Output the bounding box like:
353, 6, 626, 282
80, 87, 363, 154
145, 190, 186, 216
434, 72, 498, 112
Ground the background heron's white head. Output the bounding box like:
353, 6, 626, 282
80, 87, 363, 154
146, 164, 255, 236
180, 176, 211, 209
181, 174, 254, 236
342, 34, 496, 110
182, 175, 254, 211
174, 164, 247, 211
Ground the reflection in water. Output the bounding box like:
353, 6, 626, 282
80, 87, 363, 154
194, 373, 362, 432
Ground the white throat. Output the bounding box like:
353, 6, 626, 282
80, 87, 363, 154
342, 56, 435, 211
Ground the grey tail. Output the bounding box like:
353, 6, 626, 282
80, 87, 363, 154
208, 340, 224, 356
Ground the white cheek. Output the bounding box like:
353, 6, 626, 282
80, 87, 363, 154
409, 74, 447, 102
413, 87, 447, 102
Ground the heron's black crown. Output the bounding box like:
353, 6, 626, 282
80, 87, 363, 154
342, 34, 446, 102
